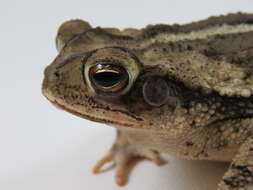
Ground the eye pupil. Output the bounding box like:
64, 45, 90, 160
88, 63, 129, 95
93, 72, 121, 87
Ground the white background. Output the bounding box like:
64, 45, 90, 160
1, 1, 252, 190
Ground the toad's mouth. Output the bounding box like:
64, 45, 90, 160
44, 93, 144, 128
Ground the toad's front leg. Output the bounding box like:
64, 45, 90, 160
93, 129, 166, 186
218, 137, 253, 190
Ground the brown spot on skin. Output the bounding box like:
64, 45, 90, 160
185, 141, 194, 146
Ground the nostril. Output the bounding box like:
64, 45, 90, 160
54, 71, 60, 77
43, 65, 60, 82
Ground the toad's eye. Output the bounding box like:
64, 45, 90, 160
83, 47, 142, 97
89, 63, 129, 93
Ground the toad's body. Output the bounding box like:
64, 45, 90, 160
42, 13, 253, 189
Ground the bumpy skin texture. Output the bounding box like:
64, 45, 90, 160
42, 13, 253, 189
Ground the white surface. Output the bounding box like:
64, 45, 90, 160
0, 1, 252, 189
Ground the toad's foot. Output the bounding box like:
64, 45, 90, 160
92, 130, 166, 186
